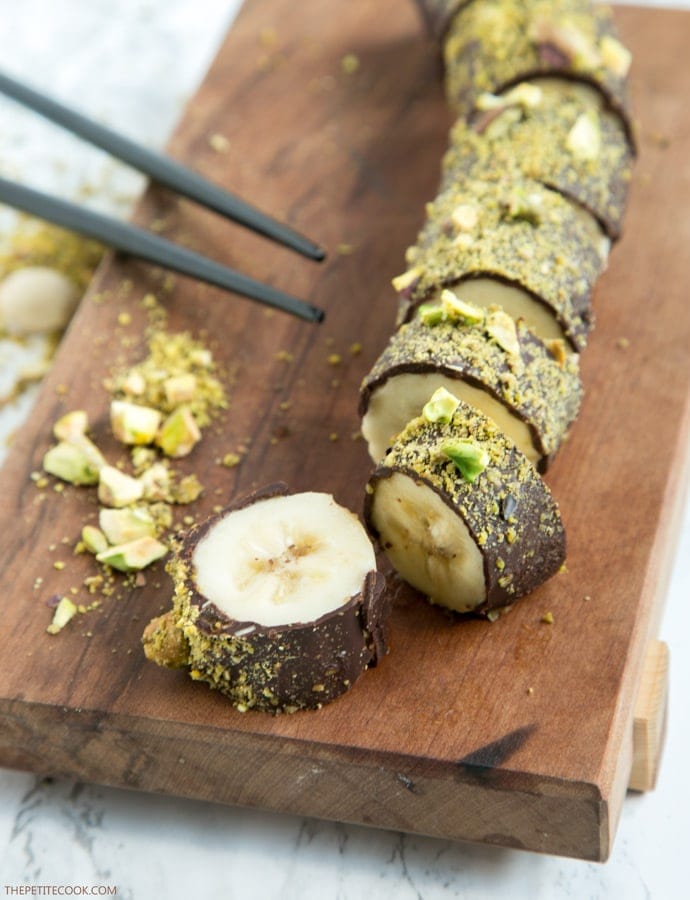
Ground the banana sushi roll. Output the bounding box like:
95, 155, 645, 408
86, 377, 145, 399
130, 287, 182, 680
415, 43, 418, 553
443, 0, 634, 140
364, 398, 565, 616
395, 175, 608, 350
360, 291, 582, 470
143, 485, 390, 713
442, 79, 634, 240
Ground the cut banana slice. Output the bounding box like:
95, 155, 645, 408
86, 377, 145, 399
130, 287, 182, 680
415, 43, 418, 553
442, 0, 634, 141
396, 176, 605, 350
360, 304, 581, 469
442, 79, 633, 240
143, 484, 389, 713
365, 399, 565, 615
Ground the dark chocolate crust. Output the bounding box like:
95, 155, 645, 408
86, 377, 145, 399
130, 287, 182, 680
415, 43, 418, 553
442, 84, 633, 240
443, 0, 634, 145
359, 315, 582, 470
396, 176, 606, 350
165, 485, 390, 713
364, 401, 566, 614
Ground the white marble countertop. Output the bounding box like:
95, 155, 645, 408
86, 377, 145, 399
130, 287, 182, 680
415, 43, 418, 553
1, 1, 689, 896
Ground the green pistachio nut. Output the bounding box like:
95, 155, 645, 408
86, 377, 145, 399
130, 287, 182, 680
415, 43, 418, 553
111, 400, 162, 445
155, 407, 201, 458
566, 111, 601, 161
418, 303, 445, 326
43, 441, 101, 486
599, 36, 632, 77
98, 465, 145, 508
96, 536, 168, 572
440, 289, 484, 325
81, 524, 109, 555
163, 374, 198, 406
423, 387, 461, 424
46, 597, 78, 635
99, 506, 157, 545
53, 410, 89, 442
441, 439, 490, 484
485, 310, 521, 357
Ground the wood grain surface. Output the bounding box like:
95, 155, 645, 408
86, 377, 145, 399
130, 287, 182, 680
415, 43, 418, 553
1, 0, 689, 862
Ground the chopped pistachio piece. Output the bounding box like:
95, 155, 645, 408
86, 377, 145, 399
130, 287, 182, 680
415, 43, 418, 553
53, 410, 89, 442
98, 465, 145, 508
566, 111, 601, 161
111, 400, 162, 445
441, 439, 490, 484
155, 406, 201, 458
502, 82, 543, 109
163, 373, 198, 406
451, 204, 479, 232
391, 267, 422, 293
43, 442, 100, 486
423, 387, 461, 424
99, 506, 157, 545
503, 186, 544, 225
485, 309, 521, 357
81, 525, 109, 555
139, 462, 171, 501
440, 289, 484, 325
600, 35, 632, 77
46, 597, 78, 634
96, 536, 168, 572
418, 303, 446, 327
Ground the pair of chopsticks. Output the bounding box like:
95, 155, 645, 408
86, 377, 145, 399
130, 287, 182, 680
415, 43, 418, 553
0, 68, 325, 324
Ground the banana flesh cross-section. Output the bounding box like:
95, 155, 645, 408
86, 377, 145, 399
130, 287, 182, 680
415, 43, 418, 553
143, 486, 390, 713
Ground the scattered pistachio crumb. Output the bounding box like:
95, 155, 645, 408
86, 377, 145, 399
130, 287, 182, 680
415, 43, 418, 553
615, 336, 630, 350
117, 311, 132, 326
329, 432, 339, 442
341, 53, 360, 75
349, 342, 362, 356
274, 350, 294, 363
209, 133, 230, 153
336, 242, 356, 256
541, 612, 554, 624
327, 353, 341, 366
53, 561, 66, 570
221, 452, 241, 468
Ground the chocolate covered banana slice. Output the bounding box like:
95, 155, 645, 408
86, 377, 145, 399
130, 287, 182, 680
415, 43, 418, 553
442, 79, 633, 239
443, 0, 634, 141
365, 399, 565, 616
143, 485, 390, 713
360, 294, 582, 469
396, 176, 607, 349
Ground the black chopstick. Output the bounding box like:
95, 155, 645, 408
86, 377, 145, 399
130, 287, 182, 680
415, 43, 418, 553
0, 177, 324, 323
0, 67, 325, 263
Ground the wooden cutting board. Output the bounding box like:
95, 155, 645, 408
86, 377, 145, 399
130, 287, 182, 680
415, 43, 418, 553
0, 0, 688, 862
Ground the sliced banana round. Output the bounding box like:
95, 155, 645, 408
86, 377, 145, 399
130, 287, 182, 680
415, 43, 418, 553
143, 484, 389, 713
443, 0, 634, 142
442, 79, 634, 240
360, 296, 582, 469
365, 399, 565, 616
395, 176, 606, 350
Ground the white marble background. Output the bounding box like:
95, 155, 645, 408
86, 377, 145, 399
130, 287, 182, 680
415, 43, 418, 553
1, 1, 689, 897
